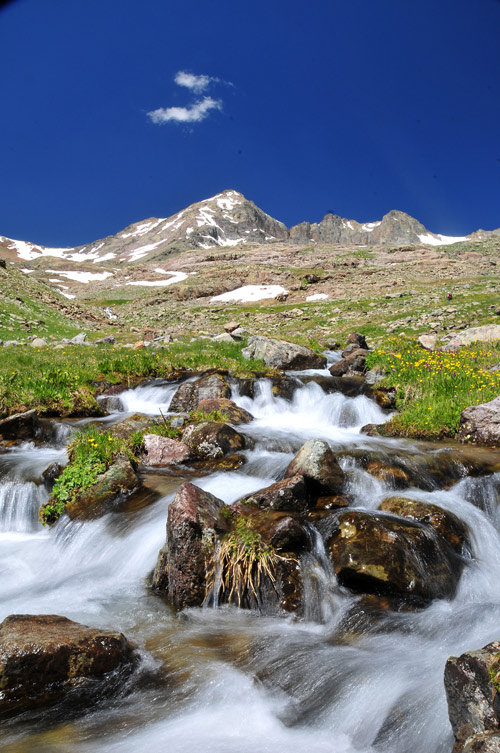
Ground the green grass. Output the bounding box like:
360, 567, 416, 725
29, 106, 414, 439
366, 337, 500, 438
0, 340, 266, 418
40, 426, 128, 524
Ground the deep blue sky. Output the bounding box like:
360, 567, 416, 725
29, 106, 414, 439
1, 0, 499, 246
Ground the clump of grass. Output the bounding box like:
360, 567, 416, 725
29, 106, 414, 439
40, 427, 127, 524
205, 517, 286, 607
366, 336, 500, 438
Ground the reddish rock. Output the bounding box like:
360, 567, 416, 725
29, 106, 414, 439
457, 397, 500, 447
169, 374, 231, 413
196, 398, 254, 424
153, 482, 229, 609
0, 614, 136, 719
182, 421, 245, 459
142, 434, 191, 466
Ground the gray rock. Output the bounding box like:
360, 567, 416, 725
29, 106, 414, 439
242, 335, 327, 370
30, 337, 48, 348
96, 335, 116, 345
142, 434, 191, 466
284, 439, 344, 496
418, 334, 437, 350
71, 332, 87, 345
0, 409, 40, 441
213, 333, 235, 343
445, 641, 500, 752
457, 397, 500, 447
182, 421, 245, 459
450, 325, 500, 347
239, 475, 309, 512
169, 374, 231, 413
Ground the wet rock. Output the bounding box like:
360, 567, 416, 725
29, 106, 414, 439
269, 516, 309, 553
458, 397, 500, 447
445, 641, 500, 753
0, 614, 136, 719
0, 409, 40, 441
169, 374, 231, 412
242, 335, 327, 370
182, 421, 245, 459
240, 474, 309, 513
284, 439, 345, 497
98, 395, 125, 413
320, 509, 461, 607
153, 482, 229, 608
379, 496, 470, 555
64, 457, 140, 520
196, 398, 254, 424
109, 414, 153, 441
298, 374, 373, 397
366, 460, 411, 489
42, 461, 64, 489
141, 434, 191, 466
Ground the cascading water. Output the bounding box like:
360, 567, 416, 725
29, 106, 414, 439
1, 368, 500, 753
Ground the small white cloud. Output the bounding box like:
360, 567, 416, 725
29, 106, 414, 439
174, 71, 212, 93
148, 96, 222, 124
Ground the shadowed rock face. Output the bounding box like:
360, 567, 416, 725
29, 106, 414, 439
64, 457, 140, 520
169, 374, 231, 413
284, 439, 345, 497
320, 509, 462, 608
0, 614, 137, 719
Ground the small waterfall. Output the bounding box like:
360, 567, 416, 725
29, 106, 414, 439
111, 381, 179, 414
301, 524, 341, 624
0, 481, 47, 533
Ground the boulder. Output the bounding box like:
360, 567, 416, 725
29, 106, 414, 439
320, 509, 461, 607
153, 482, 229, 608
196, 398, 254, 424
0, 409, 40, 441
284, 439, 344, 497
169, 374, 231, 412
346, 332, 368, 349
70, 332, 87, 345
457, 397, 500, 447
445, 641, 500, 752
224, 320, 240, 333
141, 434, 191, 466
0, 614, 136, 719
268, 516, 309, 553
448, 325, 500, 347
366, 460, 411, 488
329, 349, 368, 377
242, 335, 327, 370
379, 496, 470, 555
96, 335, 116, 345
239, 474, 309, 513
108, 414, 152, 441
64, 457, 140, 520
418, 334, 437, 351
182, 421, 245, 459
30, 337, 48, 348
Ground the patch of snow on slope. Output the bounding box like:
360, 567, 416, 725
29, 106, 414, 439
125, 241, 165, 262
361, 222, 381, 232
211, 285, 288, 303
21, 268, 34, 274
418, 233, 469, 246
55, 289, 75, 299
306, 293, 329, 301
120, 219, 164, 239
125, 271, 188, 287
46, 270, 114, 283
5, 239, 73, 261
215, 192, 242, 212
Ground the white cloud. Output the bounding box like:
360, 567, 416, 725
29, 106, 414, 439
148, 96, 222, 124
174, 71, 212, 93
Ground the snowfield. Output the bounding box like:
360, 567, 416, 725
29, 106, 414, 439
211, 285, 288, 303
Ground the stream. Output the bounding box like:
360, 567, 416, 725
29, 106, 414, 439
1, 358, 500, 753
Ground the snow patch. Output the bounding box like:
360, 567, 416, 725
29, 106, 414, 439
361, 222, 381, 232
306, 293, 329, 301
46, 270, 114, 284
125, 271, 188, 287
125, 241, 165, 262
418, 233, 469, 246
211, 284, 288, 303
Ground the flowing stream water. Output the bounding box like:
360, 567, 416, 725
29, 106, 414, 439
2, 364, 500, 753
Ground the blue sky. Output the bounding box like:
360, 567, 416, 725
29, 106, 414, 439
1, 0, 499, 246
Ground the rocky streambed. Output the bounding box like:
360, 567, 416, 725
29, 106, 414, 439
1, 351, 500, 752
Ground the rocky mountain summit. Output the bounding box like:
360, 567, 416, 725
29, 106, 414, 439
1, 190, 495, 272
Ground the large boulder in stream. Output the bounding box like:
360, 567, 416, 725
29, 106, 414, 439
153, 482, 230, 609
379, 496, 470, 556
457, 397, 500, 448
169, 374, 231, 413
182, 421, 245, 459
196, 398, 254, 424
64, 457, 140, 520
242, 335, 327, 370
0, 614, 137, 719
239, 475, 309, 513
445, 641, 500, 753
284, 439, 345, 498
0, 409, 40, 441
320, 509, 462, 608
141, 434, 191, 466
